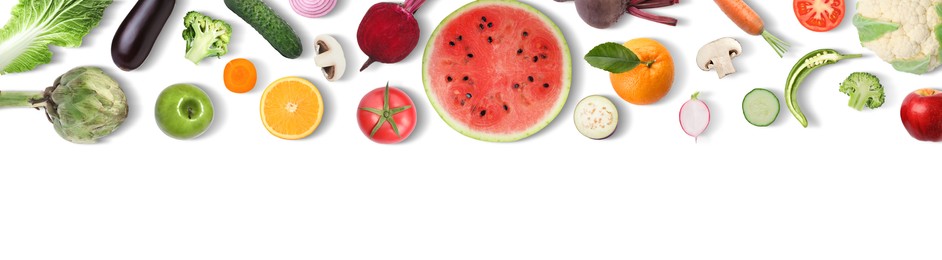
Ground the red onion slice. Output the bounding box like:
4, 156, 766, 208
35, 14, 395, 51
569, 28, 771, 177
290, 0, 338, 18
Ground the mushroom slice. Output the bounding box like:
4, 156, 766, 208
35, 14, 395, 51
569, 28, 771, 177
314, 34, 346, 82
696, 37, 743, 79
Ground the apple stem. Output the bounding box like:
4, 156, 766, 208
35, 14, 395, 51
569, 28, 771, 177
0, 91, 46, 108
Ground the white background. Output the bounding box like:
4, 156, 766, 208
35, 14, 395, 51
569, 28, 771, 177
2, 0, 941, 259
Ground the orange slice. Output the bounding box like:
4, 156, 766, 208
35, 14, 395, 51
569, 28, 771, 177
260, 77, 324, 140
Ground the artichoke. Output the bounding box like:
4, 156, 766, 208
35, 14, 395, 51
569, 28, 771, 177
0, 66, 128, 143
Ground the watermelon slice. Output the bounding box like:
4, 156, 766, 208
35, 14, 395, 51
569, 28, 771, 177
423, 0, 571, 142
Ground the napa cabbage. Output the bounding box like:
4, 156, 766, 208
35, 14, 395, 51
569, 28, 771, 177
0, 0, 112, 75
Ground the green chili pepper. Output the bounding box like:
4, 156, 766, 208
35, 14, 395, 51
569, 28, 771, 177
785, 49, 862, 127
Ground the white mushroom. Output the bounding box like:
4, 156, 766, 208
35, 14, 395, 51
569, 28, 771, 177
696, 37, 742, 79
314, 34, 346, 82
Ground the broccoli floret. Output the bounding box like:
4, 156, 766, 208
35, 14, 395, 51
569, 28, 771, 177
183, 11, 231, 64
840, 72, 885, 111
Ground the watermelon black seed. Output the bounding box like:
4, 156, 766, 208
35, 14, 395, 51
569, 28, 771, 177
513, 83, 520, 89
467, 53, 474, 58
463, 76, 469, 81
528, 76, 534, 82
532, 56, 539, 62
482, 16, 486, 22
503, 104, 509, 111
540, 54, 547, 59
487, 37, 492, 43
522, 31, 528, 37
543, 83, 549, 88
466, 93, 472, 99
487, 22, 493, 28
517, 49, 523, 54
480, 110, 487, 117
449, 41, 455, 46
458, 35, 462, 41
479, 24, 484, 30
446, 76, 453, 82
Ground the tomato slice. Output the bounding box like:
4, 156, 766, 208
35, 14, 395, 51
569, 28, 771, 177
793, 0, 845, 32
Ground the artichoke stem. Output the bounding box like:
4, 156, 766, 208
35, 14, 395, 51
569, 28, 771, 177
0, 91, 46, 108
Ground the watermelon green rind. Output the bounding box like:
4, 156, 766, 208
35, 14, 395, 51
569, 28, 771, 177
422, 0, 571, 142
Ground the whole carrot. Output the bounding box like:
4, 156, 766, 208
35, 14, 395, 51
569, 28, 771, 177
713, 0, 789, 57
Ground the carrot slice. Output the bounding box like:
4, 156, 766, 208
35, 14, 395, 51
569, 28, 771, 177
224, 58, 258, 93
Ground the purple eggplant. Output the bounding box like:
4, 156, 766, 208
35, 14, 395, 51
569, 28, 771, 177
111, 0, 175, 71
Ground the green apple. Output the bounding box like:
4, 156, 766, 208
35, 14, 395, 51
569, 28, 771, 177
155, 84, 214, 139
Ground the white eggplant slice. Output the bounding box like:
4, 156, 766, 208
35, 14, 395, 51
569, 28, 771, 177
574, 95, 619, 139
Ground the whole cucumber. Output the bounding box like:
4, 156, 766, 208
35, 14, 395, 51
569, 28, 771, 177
111, 0, 175, 71
225, 0, 303, 59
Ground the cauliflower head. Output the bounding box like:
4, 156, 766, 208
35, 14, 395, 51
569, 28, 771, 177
854, 0, 942, 74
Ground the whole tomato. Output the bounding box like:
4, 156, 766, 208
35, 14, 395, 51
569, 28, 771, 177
357, 84, 417, 144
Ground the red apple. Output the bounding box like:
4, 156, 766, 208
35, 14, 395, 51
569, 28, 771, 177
901, 89, 942, 142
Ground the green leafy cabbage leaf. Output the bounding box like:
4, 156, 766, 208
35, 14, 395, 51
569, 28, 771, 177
0, 0, 112, 75
891, 56, 931, 74
935, 4, 942, 64
853, 14, 899, 43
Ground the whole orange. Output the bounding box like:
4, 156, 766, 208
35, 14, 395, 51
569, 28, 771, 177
609, 38, 674, 105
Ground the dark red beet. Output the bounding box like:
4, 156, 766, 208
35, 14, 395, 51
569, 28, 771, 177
559, 0, 680, 28
357, 0, 426, 71
574, 0, 628, 29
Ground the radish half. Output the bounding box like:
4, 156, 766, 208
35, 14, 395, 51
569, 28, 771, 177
679, 92, 710, 142
574, 95, 619, 139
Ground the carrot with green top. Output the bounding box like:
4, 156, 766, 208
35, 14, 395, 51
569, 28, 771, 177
713, 0, 790, 57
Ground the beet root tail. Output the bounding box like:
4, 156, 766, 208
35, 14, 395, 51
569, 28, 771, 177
360, 58, 377, 72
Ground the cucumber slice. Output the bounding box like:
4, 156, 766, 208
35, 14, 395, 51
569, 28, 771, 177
742, 88, 780, 127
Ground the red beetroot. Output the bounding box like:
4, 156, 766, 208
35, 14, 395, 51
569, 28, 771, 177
357, 0, 426, 71
555, 0, 680, 28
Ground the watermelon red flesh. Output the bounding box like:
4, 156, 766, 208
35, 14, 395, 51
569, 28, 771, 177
424, 0, 570, 142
